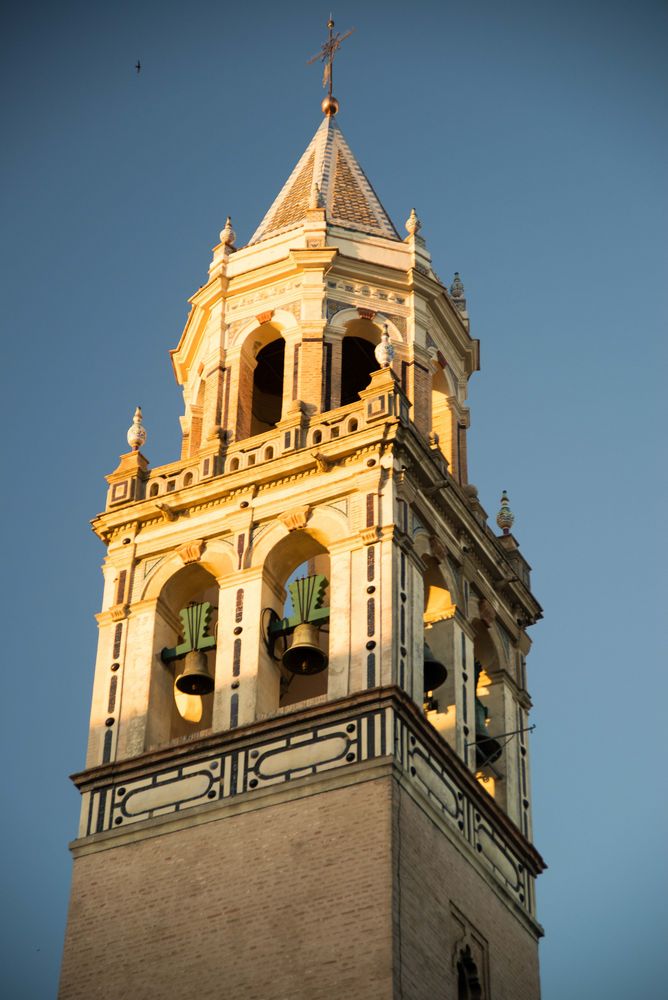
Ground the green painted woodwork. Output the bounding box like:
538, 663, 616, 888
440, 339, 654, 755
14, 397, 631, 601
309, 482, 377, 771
161, 601, 216, 662
270, 574, 330, 636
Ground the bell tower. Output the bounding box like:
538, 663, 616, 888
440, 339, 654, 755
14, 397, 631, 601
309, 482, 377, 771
60, 55, 545, 1000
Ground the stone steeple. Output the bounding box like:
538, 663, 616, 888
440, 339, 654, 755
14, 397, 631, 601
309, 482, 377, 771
60, 94, 545, 1000
249, 116, 400, 244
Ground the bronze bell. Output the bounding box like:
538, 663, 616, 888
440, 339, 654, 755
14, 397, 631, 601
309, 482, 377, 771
423, 642, 448, 693
474, 697, 502, 768
282, 622, 328, 676
175, 649, 215, 696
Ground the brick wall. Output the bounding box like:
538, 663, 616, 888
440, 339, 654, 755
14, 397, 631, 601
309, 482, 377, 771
60, 771, 540, 999
393, 782, 541, 1000
59, 778, 394, 1000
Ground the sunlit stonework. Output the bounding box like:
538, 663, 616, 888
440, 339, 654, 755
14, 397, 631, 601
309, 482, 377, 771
60, 45, 544, 997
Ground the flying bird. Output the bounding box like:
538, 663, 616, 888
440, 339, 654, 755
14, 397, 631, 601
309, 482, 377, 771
135, 60, 141, 74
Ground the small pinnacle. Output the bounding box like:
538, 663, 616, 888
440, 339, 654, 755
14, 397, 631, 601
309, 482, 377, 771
405, 208, 422, 237
450, 272, 465, 299
220, 216, 236, 248
127, 405, 147, 452
496, 490, 515, 536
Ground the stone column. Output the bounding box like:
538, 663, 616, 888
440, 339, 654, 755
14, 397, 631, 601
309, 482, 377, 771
327, 542, 353, 700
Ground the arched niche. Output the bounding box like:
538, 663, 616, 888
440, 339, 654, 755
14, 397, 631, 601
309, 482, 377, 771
146, 564, 219, 750
258, 531, 331, 716
431, 364, 457, 474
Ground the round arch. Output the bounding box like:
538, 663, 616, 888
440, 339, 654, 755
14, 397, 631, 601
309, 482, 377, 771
247, 504, 350, 572
328, 308, 404, 344
230, 308, 301, 351
140, 539, 237, 602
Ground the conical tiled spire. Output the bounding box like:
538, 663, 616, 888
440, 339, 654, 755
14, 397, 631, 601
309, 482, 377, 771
249, 117, 399, 245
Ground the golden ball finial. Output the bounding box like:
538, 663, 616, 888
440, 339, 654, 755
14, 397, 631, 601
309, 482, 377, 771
322, 95, 339, 116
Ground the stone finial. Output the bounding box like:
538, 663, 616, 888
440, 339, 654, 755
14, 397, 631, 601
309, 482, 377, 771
219, 216, 236, 248
309, 182, 325, 209
127, 406, 147, 452
496, 490, 515, 536
450, 272, 465, 299
374, 324, 395, 369
405, 208, 422, 237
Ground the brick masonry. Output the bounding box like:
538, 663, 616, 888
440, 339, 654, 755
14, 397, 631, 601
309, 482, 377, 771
60, 769, 539, 999
60, 778, 394, 1000
393, 781, 541, 1000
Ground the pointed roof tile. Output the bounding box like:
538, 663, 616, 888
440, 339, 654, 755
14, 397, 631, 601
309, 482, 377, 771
249, 117, 399, 245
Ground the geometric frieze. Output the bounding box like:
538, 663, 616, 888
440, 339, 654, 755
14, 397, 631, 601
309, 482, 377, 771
75, 688, 541, 916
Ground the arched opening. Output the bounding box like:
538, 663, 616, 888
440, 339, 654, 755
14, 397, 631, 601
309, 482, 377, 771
251, 338, 285, 435
432, 366, 456, 473
473, 620, 502, 781
457, 947, 483, 1000
340, 319, 381, 406
259, 532, 331, 716
149, 482, 159, 498
422, 557, 456, 750
146, 564, 219, 749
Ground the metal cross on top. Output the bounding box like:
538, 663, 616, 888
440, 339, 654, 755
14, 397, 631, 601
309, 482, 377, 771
307, 17, 355, 111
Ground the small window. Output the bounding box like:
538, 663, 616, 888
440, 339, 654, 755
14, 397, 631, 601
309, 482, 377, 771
348, 418, 359, 433
229, 457, 240, 472
312, 430, 322, 445
457, 947, 483, 1000
183, 473, 193, 487
265, 446, 274, 460
149, 483, 159, 498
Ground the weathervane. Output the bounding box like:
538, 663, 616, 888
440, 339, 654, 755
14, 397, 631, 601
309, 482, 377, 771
307, 16, 355, 117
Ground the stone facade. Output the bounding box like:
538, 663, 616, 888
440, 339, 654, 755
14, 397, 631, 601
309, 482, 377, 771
60, 110, 544, 998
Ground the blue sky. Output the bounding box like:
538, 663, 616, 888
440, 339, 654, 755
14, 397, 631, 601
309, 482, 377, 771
2, 1, 666, 996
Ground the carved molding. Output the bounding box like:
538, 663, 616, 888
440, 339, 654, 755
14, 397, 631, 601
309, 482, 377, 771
279, 505, 311, 532
357, 307, 376, 321
108, 604, 129, 622
177, 540, 206, 565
